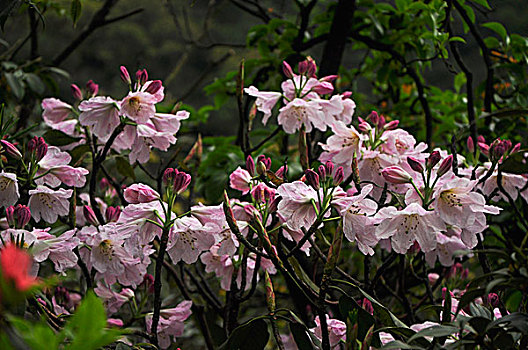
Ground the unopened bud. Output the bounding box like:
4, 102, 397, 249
105, 206, 121, 222
305, 169, 320, 190
36, 139, 48, 162
256, 161, 267, 176
511, 143, 521, 154
282, 61, 294, 79
437, 155, 453, 177
487, 293, 499, 308
362, 298, 374, 315
173, 171, 191, 194
478, 142, 490, 157
320, 75, 338, 83
257, 155, 271, 170
1, 140, 22, 160
143, 274, 155, 294
333, 166, 344, 186
358, 121, 372, 133
83, 205, 99, 226
305, 57, 317, 77
144, 80, 162, 94
71, 84, 83, 100
383, 120, 399, 130
312, 81, 334, 95
427, 151, 441, 169
136, 69, 148, 86
467, 136, 475, 154
6, 206, 15, 227
318, 165, 326, 179
298, 60, 308, 74
428, 273, 439, 284
341, 91, 353, 99
275, 165, 287, 180
246, 155, 255, 176
120, 66, 131, 85
124, 184, 160, 203
368, 111, 379, 125
325, 161, 334, 177
477, 135, 486, 144
407, 157, 424, 173
13, 204, 30, 228
377, 115, 386, 128
162, 168, 176, 186
86, 80, 99, 97
381, 166, 412, 184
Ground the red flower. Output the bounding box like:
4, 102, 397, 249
0, 244, 39, 291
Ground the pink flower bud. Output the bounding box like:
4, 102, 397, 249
368, 111, 379, 125
83, 205, 99, 226
312, 81, 334, 95
144, 80, 162, 94
487, 293, 499, 308
257, 155, 271, 170
298, 60, 308, 74
333, 166, 344, 186
173, 171, 191, 194
377, 115, 386, 128
306, 57, 317, 77
362, 298, 374, 315
107, 319, 124, 327
143, 274, 155, 294
136, 69, 148, 86
381, 166, 412, 184
5, 206, 15, 227
478, 142, 489, 156
477, 135, 486, 143
162, 168, 175, 186
320, 75, 338, 83
124, 184, 160, 203
70, 84, 83, 100
13, 205, 30, 228
105, 206, 121, 222
99, 177, 110, 189
511, 143, 521, 154
407, 157, 424, 173
282, 61, 294, 79
383, 120, 399, 130
86, 80, 99, 97
325, 160, 334, 177
305, 169, 320, 190
1, 140, 22, 160
36, 139, 48, 162
246, 155, 255, 176
358, 121, 372, 133
467, 136, 475, 153
120, 66, 131, 85
427, 151, 441, 169
318, 165, 326, 179
275, 165, 287, 179
437, 155, 453, 177
341, 91, 353, 99
428, 273, 439, 284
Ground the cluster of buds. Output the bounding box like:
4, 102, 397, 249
0, 140, 22, 160
282, 57, 341, 97
358, 111, 399, 134
136, 68, 148, 87
86, 80, 99, 97
27, 136, 48, 162
305, 161, 344, 190
447, 262, 469, 280
251, 183, 275, 204
70, 80, 100, 101
475, 136, 520, 162
5, 205, 31, 229
163, 168, 191, 194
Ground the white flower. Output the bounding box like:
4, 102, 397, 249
0, 171, 19, 208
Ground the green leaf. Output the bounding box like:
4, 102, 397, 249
70, 144, 91, 165
454, 72, 466, 93
471, 0, 491, 10
289, 322, 314, 350
115, 156, 136, 181
339, 295, 375, 342
221, 318, 270, 350
482, 22, 507, 41
43, 129, 80, 146
487, 313, 528, 334
407, 325, 459, 343
0, 0, 22, 30
71, 0, 82, 26
5, 72, 24, 100
24, 73, 45, 95
449, 36, 466, 44
499, 152, 528, 174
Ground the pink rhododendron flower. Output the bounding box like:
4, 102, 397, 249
120, 91, 157, 123
95, 283, 135, 315
36, 146, 89, 188
276, 181, 318, 231
167, 216, 216, 264
124, 183, 160, 204
280, 75, 320, 100
41, 98, 72, 126
277, 98, 327, 134
425, 232, 467, 267
141, 80, 165, 103
116, 201, 165, 245
319, 121, 362, 171
145, 300, 193, 349
311, 316, 346, 349
229, 167, 252, 195
31, 228, 79, 273
244, 86, 281, 124
0, 171, 19, 208
28, 186, 73, 223
381, 128, 427, 156
78, 96, 121, 141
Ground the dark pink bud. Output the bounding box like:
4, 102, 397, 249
86, 80, 99, 97
100, 177, 110, 189
27, 136, 39, 153
257, 155, 271, 170
341, 91, 353, 99
437, 155, 453, 177
306, 57, 317, 77
173, 171, 191, 194
362, 298, 374, 315
282, 61, 294, 79
377, 115, 386, 128
120, 66, 131, 85
312, 81, 334, 95
1, 140, 22, 160
83, 205, 99, 226
407, 157, 424, 173
35, 138, 48, 162
5, 206, 15, 227
487, 293, 499, 308
246, 155, 255, 176
333, 166, 344, 186
275, 165, 287, 180
368, 111, 379, 125
13, 204, 30, 228
70, 84, 83, 100
427, 151, 441, 169
144, 80, 162, 94
105, 206, 121, 222
382, 166, 412, 184
325, 161, 334, 177
358, 121, 372, 133
477, 135, 486, 143
251, 183, 266, 203
467, 137, 475, 153
383, 120, 399, 130
143, 274, 155, 294
305, 169, 320, 190
163, 168, 176, 186
298, 61, 308, 74
320, 75, 338, 83
478, 142, 490, 157
511, 143, 521, 154
136, 69, 148, 86
318, 165, 326, 179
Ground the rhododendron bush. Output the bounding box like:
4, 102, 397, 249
0, 55, 526, 350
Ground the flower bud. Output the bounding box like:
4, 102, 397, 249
136, 69, 148, 86
257, 155, 271, 170
83, 205, 99, 226
243, 204, 260, 219
362, 298, 374, 315
511, 142, 521, 154
358, 121, 372, 133
305, 169, 320, 190
256, 161, 267, 176
6, 206, 15, 228
264, 271, 276, 313
437, 155, 453, 177
428, 273, 439, 284
142, 274, 155, 294
107, 319, 124, 328
173, 171, 191, 194
275, 165, 287, 180
427, 151, 441, 169
407, 157, 424, 173
377, 114, 386, 128
305, 57, 317, 77
318, 165, 326, 179
383, 120, 399, 130
120, 66, 131, 85
341, 91, 353, 99
312, 81, 334, 95
320, 75, 338, 83
486, 293, 499, 308
35, 139, 48, 162
282, 61, 294, 79
14, 205, 30, 228
124, 184, 160, 203
246, 155, 255, 176
381, 166, 412, 184
333, 166, 344, 186
1, 140, 22, 160
70, 84, 83, 101
478, 142, 489, 157
477, 135, 486, 144
467, 136, 475, 154
162, 168, 176, 186
325, 161, 334, 177
105, 206, 121, 222
298, 60, 308, 74
144, 80, 162, 94
368, 111, 379, 125
86, 80, 99, 97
